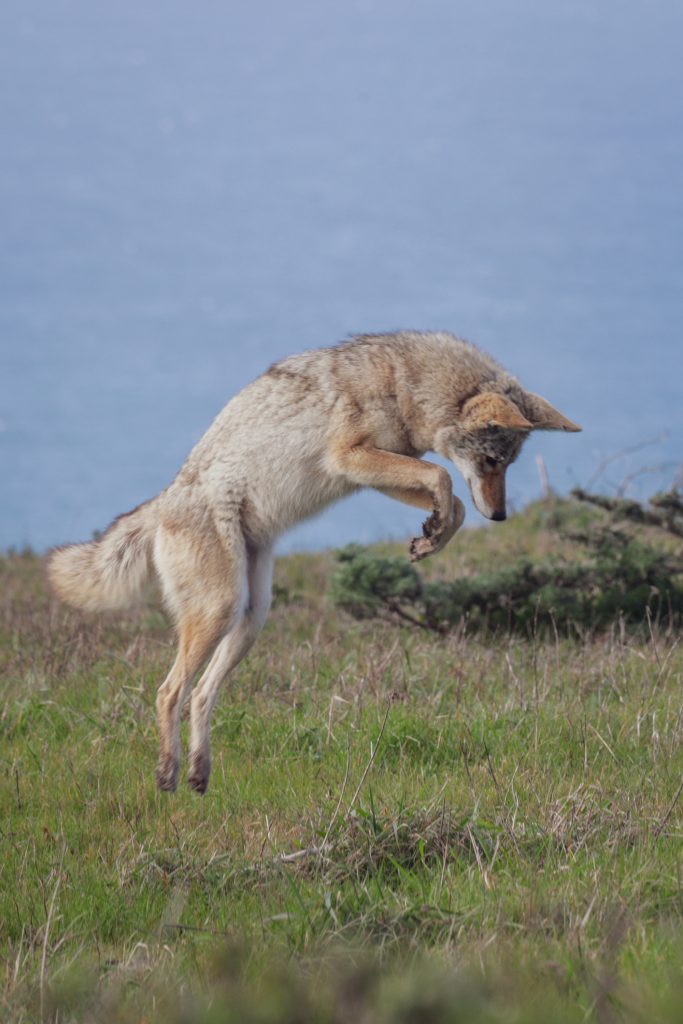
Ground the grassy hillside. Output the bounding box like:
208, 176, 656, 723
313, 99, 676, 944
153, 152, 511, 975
1, 499, 682, 1022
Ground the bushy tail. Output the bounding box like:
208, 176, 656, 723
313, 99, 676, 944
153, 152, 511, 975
47, 500, 158, 612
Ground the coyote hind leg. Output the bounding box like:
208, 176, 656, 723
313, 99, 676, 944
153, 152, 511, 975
155, 616, 226, 791
188, 543, 274, 794
154, 523, 247, 792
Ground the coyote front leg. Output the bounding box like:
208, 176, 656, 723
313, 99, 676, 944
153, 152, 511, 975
331, 445, 465, 561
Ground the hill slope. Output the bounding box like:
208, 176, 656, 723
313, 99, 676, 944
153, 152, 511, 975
1, 498, 682, 1022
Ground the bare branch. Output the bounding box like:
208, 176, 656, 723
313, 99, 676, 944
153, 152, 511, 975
585, 434, 668, 489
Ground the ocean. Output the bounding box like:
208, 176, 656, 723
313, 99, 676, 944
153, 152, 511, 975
1, 0, 681, 552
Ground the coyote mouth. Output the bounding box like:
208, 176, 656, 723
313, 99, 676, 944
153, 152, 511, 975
467, 476, 506, 521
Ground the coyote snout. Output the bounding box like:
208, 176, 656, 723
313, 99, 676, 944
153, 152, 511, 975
47, 330, 581, 795
456, 458, 508, 521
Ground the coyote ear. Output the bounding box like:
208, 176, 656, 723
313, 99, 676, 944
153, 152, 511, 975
523, 392, 582, 432
462, 393, 533, 431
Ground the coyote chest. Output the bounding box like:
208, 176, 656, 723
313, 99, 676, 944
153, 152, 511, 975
192, 374, 415, 541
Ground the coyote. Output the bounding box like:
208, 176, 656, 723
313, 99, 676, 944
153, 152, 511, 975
48, 331, 580, 793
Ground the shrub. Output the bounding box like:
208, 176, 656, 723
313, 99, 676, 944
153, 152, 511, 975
331, 492, 683, 634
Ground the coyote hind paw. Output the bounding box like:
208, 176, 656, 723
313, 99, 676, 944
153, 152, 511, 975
156, 756, 179, 793
188, 752, 211, 795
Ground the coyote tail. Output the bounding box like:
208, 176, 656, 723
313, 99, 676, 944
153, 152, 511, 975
47, 500, 157, 612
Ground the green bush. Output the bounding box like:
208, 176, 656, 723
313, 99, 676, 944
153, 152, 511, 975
331, 493, 683, 634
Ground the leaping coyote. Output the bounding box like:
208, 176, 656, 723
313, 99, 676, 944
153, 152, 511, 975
48, 331, 581, 793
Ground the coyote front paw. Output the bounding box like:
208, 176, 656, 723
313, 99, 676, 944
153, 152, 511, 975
409, 509, 442, 562
409, 497, 465, 562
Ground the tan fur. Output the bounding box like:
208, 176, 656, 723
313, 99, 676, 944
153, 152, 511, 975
523, 392, 582, 432
478, 464, 507, 515
47, 501, 156, 612
462, 393, 534, 431
47, 330, 581, 793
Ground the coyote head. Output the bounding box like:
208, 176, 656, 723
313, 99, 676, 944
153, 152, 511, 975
437, 390, 581, 522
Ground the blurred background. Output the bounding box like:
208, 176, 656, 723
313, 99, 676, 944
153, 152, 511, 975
1, 0, 681, 553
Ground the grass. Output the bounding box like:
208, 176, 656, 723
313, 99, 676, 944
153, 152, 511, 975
1, 500, 682, 1022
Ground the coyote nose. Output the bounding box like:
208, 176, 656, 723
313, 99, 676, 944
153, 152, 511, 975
491, 510, 506, 522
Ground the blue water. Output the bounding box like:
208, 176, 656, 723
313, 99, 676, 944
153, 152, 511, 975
1, 0, 682, 552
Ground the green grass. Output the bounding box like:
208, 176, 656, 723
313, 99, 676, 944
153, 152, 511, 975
1, 502, 682, 1022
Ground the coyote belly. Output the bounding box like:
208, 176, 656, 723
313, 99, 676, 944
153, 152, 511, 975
48, 330, 581, 794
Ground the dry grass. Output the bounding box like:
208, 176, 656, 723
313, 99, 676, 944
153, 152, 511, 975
1, 504, 682, 1021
